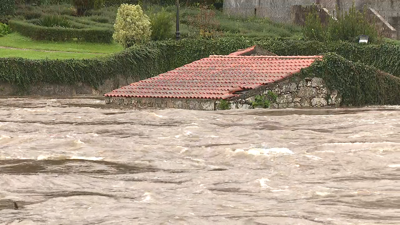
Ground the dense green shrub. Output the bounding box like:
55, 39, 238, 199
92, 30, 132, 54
38, 15, 71, 28
329, 6, 379, 43
298, 53, 400, 106
113, 4, 151, 48
71, 0, 98, 16
303, 9, 326, 41
303, 5, 379, 43
0, 23, 11, 37
149, 8, 172, 41
9, 19, 113, 42
0, 0, 15, 16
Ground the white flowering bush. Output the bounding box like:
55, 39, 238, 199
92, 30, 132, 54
113, 4, 151, 48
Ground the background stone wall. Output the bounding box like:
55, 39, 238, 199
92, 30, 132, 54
223, 0, 315, 23
224, 0, 400, 36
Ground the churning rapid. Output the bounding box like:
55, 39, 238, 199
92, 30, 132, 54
0, 98, 399, 224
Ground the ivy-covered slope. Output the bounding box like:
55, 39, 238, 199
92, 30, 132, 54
258, 40, 400, 78
297, 53, 400, 106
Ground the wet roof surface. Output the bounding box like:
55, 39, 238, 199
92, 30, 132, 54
105, 55, 322, 100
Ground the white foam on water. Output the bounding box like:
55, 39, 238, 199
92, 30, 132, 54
0, 135, 11, 140
70, 156, 104, 161
388, 164, 400, 168
323, 142, 400, 146
138, 192, 152, 202
74, 140, 85, 145
152, 113, 163, 118
235, 147, 294, 156
315, 192, 331, 197
305, 155, 322, 161
257, 178, 271, 189
36, 155, 103, 161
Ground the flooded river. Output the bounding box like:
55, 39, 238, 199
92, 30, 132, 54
0, 98, 399, 224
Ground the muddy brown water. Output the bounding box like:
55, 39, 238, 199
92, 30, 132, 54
0, 98, 399, 225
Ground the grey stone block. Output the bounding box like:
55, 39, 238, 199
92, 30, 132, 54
311, 77, 324, 87
311, 98, 328, 107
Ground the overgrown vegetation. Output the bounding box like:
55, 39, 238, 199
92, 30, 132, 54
218, 99, 231, 110
186, 6, 221, 38
251, 92, 277, 108
72, 0, 105, 16
299, 53, 400, 106
38, 15, 71, 27
0, 0, 15, 17
0, 23, 11, 37
303, 5, 379, 43
149, 8, 173, 41
180, 7, 301, 39
256, 40, 400, 78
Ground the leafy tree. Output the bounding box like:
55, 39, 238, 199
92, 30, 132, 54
113, 4, 152, 48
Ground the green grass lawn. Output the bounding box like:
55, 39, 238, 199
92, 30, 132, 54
0, 33, 123, 59
0, 47, 107, 59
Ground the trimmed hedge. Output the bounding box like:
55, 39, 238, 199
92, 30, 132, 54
9, 19, 113, 43
0, 0, 15, 16
298, 53, 400, 106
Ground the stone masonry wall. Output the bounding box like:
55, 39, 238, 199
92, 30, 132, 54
105, 97, 217, 110
223, 0, 316, 23
0, 75, 137, 97
229, 77, 341, 110
224, 0, 400, 39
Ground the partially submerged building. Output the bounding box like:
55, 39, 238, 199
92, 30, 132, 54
105, 46, 341, 110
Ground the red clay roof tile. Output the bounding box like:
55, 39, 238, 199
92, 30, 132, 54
104, 55, 322, 100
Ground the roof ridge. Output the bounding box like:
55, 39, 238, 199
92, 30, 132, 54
209, 55, 323, 58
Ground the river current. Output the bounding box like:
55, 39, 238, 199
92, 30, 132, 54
0, 98, 399, 224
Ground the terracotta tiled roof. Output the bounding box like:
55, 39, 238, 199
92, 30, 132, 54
228, 46, 256, 56
104, 55, 322, 99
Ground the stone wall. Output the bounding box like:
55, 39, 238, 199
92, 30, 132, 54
229, 77, 341, 110
291, 5, 333, 26
224, 0, 400, 39
366, 8, 397, 39
0, 75, 136, 97
223, 0, 316, 23
106, 97, 216, 110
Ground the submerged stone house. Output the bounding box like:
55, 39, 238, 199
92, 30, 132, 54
105, 46, 341, 110
224, 0, 400, 39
